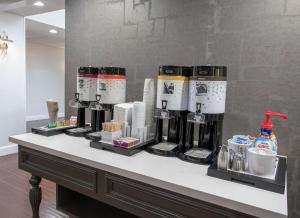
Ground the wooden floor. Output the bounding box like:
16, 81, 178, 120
0, 153, 68, 218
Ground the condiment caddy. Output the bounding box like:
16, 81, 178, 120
32, 100, 76, 136
207, 155, 286, 194
207, 111, 288, 194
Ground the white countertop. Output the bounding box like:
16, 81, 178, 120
9, 133, 287, 218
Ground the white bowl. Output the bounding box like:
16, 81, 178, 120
248, 147, 276, 176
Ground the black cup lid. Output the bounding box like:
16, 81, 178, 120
159, 65, 193, 77
192, 66, 227, 77
78, 66, 99, 74
99, 67, 126, 75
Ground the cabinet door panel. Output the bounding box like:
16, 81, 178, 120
102, 173, 252, 218
19, 146, 97, 194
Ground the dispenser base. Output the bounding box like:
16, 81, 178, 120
177, 148, 215, 164
65, 127, 92, 137
85, 131, 102, 141
147, 142, 179, 157
32, 126, 76, 137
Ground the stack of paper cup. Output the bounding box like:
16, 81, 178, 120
113, 102, 133, 125
131, 101, 146, 138
143, 79, 155, 126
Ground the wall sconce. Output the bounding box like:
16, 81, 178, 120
0, 31, 13, 56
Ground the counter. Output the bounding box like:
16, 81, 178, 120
9, 133, 287, 218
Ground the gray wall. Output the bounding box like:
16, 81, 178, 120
65, 0, 300, 216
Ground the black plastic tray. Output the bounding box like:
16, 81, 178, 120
32, 126, 76, 136
207, 156, 287, 194
146, 144, 179, 157
90, 139, 155, 156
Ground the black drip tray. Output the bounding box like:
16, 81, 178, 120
90, 139, 155, 156
207, 156, 287, 194
146, 142, 179, 157
177, 148, 215, 164
65, 127, 92, 137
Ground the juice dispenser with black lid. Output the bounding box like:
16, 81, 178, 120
85, 67, 127, 141
147, 65, 192, 156
178, 66, 227, 164
66, 66, 99, 137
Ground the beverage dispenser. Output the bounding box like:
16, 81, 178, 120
147, 66, 192, 156
178, 66, 227, 164
66, 66, 98, 137
86, 67, 126, 141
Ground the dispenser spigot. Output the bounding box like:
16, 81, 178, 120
162, 100, 168, 110
96, 94, 102, 103
196, 103, 202, 114
187, 102, 205, 124
75, 92, 80, 102
89, 94, 104, 111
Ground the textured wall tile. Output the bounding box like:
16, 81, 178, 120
165, 16, 195, 40
153, 18, 165, 37
223, 112, 251, 141
264, 0, 285, 15
238, 0, 265, 19
288, 133, 300, 157
135, 65, 156, 81
232, 81, 271, 114
133, 1, 150, 23
209, 33, 241, 65
122, 24, 138, 39
90, 1, 124, 27
226, 65, 241, 81
218, 5, 244, 33
216, 0, 242, 7
138, 20, 154, 37
191, 1, 215, 29
224, 80, 235, 114
125, 0, 135, 24
256, 45, 279, 66
242, 66, 275, 81
150, 0, 192, 18
286, 0, 300, 15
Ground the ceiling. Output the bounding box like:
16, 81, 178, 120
26, 18, 65, 48
27, 9, 65, 29
0, 0, 65, 16
26, 8, 65, 48
1, 0, 65, 48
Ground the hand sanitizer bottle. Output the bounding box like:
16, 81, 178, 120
255, 111, 288, 154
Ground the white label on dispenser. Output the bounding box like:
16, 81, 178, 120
156, 76, 189, 110
97, 75, 126, 104
188, 80, 227, 114
77, 74, 97, 101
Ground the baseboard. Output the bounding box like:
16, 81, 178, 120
0, 144, 18, 156
26, 113, 65, 122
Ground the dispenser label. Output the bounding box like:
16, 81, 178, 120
188, 80, 227, 114
77, 75, 97, 102
97, 77, 126, 104
156, 76, 189, 110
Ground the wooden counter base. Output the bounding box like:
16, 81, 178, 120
19, 145, 253, 218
